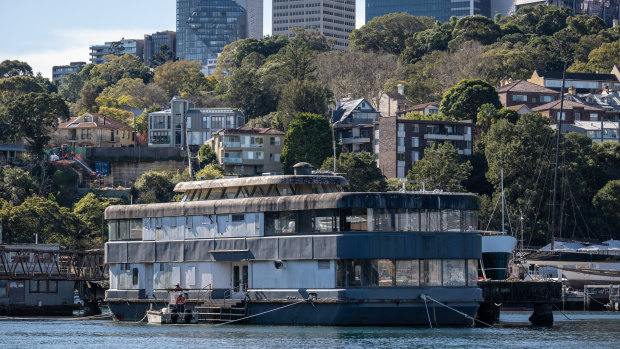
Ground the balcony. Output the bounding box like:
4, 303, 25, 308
424, 133, 469, 141
223, 157, 243, 164
222, 142, 241, 148
341, 137, 370, 145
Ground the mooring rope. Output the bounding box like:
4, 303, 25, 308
421, 295, 494, 328
552, 303, 572, 320
210, 299, 308, 327
423, 296, 433, 329
0, 313, 112, 321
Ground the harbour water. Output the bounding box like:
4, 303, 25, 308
1, 311, 619, 348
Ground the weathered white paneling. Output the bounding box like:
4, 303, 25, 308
251, 260, 335, 289
109, 264, 119, 290
185, 265, 196, 287
118, 264, 146, 290
188, 215, 217, 239
217, 215, 229, 235
144, 264, 154, 295
143, 218, 155, 241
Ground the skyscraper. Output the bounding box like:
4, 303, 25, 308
176, 0, 263, 65
272, 0, 355, 50
144, 31, 177, 67
365, 0, 491, 23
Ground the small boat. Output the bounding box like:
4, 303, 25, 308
147, 307, 199, 324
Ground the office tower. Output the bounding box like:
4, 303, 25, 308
365, 0, 491, 23
144, 31, 177, 67
272, 0, 355, 50
176, 0, 263, 65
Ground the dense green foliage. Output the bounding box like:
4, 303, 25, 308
197, 144, 218, 168
281, 113, 333, 173
406, 143, 472, 192
320, 152, 387, 192
440, 79, 501, 122
130, 171, 179, 204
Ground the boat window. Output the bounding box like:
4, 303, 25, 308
467, 259, 478, 286
186, 190, 196, 201
232, 214, 245, 223
0, 280, 7, 297
341, 208, 368, 231
312, 210, 339, 233
108, 220, 118, 241
132, 268, 139, 286
420, 259, 442, 286
442, 210, 461, 232
376, 260, 395, 286
374, 209, 395, 231
129, 219, 143, 239
267, 212, 297, 234
395, 260, 420, 286
442, 259, 466, 286
277, 185, 294, 196
425, 210, 441, 232
118, 220, 129, 240
207, 190, 221, 200
463, 211, 478, 231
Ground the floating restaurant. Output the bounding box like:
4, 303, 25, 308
104, 163, 483, 325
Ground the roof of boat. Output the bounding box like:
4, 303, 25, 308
174, 175, 350, 192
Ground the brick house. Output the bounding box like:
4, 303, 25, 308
56, 113, 134, 147
208, 127, 285, 176
377, 117, 473, 179
532, 99, 607, 124
497, 80, 560, 109
528, 67, 620, 94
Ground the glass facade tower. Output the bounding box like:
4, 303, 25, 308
176, 0, 263, 65
365, 0, 491, 23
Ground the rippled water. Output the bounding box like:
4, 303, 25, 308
1, 311, 619, 348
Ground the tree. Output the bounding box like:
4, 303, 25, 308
449, 15, 501, 49
154, 60, 209, 99
0, 196, 87, 249
136, 106, 161, 135
86, 54, 152, 91
401, 20, 455, 64
150, 44, 176, 67
476, 104, 519, 134
497, 4, 570, 36
403, 111, 454, 122
0, 167, 37, 205
72, 82, 98, 115
0, 76, 45, 109
407, 143, 472, 192
440, 79, 501, 122
1, 92, 69, 159
109, 41, 125, 56
226, 53, 278, 119
57, 72, 84, 103
215, 35, 289, 73
131, 171, 177, 204
276, 80, 332, 131
0, 59, 33, 77
195, 164, 225, 180
593, 180, 620, 219
579, 40, 620, 73
320, 152, 386, 192
73, 193, 110, 246
349, 13, 435, 55
197, 144, 217, 168
96, 77, 168, 110
314, 51, 406, 107
281, 113, 333, 173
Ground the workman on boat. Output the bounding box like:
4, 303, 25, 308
175, 292, 186, 314
173, 283, 182, 292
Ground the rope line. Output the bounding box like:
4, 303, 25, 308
210, 299, 307, 327
421, 295, 493, 328
423, 296, 433, 329
0, 313, 112, 321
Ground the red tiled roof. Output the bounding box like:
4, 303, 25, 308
497, 80, 558, 94
58, 113, 133, 130
532, 99, 606, 112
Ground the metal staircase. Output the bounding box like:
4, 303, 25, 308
196, 299, 247, 324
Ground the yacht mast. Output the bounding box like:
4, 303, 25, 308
551, 62, 568, 251
501, 168, 505, 234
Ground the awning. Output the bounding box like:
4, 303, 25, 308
0, 145, 26, 152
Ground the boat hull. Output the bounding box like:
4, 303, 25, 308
481, 235, 517, 280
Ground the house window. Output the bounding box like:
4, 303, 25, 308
211, 116, 225, 129
512, 95, 527, 102
411, 137, 419, 147
270, 153, 281, 162
412, 124, 419, 133
557, 112, 566, 121
110, 131, 115, 142
542, 96, 555, 102
202, 116, 209, 129
412, 151, 419, 162
397, 137, 405, 147
270, 137, 281, 146
187, 116, 192, 129
398, 123, 405, 132
397, 153, 405, 161
591, 113, 598, 121
575, 112, 581, 121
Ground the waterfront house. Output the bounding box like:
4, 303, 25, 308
56, 113, 134, 147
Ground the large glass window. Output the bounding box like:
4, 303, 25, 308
442, 259, 466, 286
341, 208, 367, 231
421, 259, 442, 286
467, 259, 479, 286
312, 210, 339, 233
0, 280, 6, 297
376, 259, 395, 287
396, 260, 419, 286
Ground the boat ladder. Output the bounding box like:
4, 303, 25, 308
195, 298, 247, 324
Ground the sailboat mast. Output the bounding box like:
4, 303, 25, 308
501, 168, 505, 234
551, 62, 568, 251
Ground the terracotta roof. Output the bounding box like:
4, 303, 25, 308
213, 126, 285, 135
58, 113, 133, 130
532, 99, 607, 112
497, 80, 558, 94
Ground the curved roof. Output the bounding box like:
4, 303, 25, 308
105, 192, 481, 220
173, 175, 350, 192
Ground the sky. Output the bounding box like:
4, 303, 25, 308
0, 0, 366, 79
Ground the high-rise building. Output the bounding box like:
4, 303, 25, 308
89, 39, 145, 65
365, 0, 491, 23
176, 0, 263, 65
52, 61, 86, 81
272, 0, 355, 50
144, 31, 177, 67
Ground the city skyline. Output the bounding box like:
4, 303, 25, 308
0, 0, 366, 79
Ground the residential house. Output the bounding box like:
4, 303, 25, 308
0, 139, 27, 166
559, 121, 620, 143
497, 79, 560, 108
379, 84, 411, 117
528, 66, 620, 94
532, 98, 608, 124
377, 117, 473, 179
148, 97, 245, 148
332, 98, 381, 154
566, 89, 620, 122
506, 104, 534, 115
395, 103, 440, 117
57, 113, 134, 147
208, 127, 285, 175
